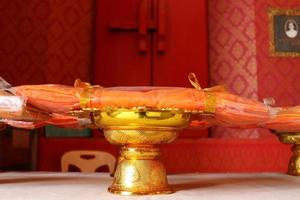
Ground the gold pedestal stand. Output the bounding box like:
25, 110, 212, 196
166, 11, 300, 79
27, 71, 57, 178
93, 109, 191, 195
108, 144, 171, 195
277, 133, 300, 176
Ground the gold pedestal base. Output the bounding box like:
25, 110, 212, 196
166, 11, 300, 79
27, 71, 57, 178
278, 133, 300, 176
93, 108, 191, 195
109, 145, 172, 195
288, 144, 300, 176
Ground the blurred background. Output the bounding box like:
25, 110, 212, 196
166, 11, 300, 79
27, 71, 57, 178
0, 0, 300, 173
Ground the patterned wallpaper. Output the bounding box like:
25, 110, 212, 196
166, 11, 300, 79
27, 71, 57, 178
209, 0, 300, 138
255, 0, 300, 107
0, 0, 94, 86
208, 0, 263, 138
1, 0, 299, 139
209, 0, 258, 98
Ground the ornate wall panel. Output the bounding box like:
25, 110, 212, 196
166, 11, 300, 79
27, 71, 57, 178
208, 0, 262, 138
255, 0, 300, 107
0, 0, 94, 85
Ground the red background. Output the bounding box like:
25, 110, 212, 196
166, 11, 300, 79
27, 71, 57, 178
208, 0, 262, 138
0, 0, 298, 172
255, 0, 300, 106
2, 0, 299, 138
0, 0, 94, 85
1, 0, 299, 102
209, 0, 300, 138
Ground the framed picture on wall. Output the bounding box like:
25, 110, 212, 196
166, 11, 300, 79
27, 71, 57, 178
269, 8, 300, 57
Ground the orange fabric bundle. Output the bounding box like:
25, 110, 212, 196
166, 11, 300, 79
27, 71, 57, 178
15, 83, 206, 113
85, 86, 206, 111
263, 106, 300, 132
1, 86, 83, 129
189, 86, 271, 129
15, 84, 80, 113
13, 81, 272, 130
12, 83, 209, 129
7, 79, 300, 132
12, 82, 209, 129
213, 92, 270, 128
2, 114, 81, 130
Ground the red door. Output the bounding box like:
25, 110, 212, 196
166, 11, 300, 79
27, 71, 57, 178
94, 0, 152, 86
152, 0, 208, 137
94, 0, 208, 137
153, 0, 208, 88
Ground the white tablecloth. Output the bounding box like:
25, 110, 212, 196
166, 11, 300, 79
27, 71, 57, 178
0, 172, 300, 200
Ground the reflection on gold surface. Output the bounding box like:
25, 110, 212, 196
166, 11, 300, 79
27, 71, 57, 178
109, 145, 172, 195
94, 108, 190, 129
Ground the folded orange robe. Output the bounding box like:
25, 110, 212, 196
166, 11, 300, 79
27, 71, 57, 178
15, 85, 206, 113
263, 106, 300, 132
9, 82, 263, 129
2, 79, 299, 132
15, 84, 81, 113
2, 114, 81, 129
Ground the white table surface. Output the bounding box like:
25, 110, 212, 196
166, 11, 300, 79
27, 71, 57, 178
0, 172, 300, 200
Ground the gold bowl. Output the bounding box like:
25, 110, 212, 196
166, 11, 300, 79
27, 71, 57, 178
92, 108, 191, 195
